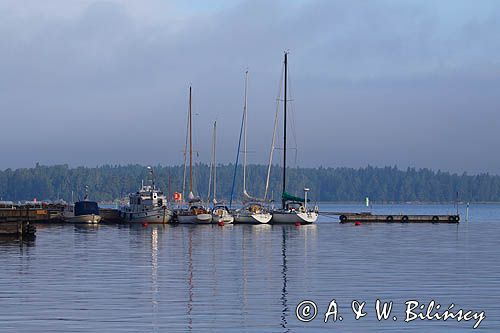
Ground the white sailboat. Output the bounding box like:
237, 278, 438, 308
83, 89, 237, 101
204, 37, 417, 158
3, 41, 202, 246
208, 121, 234, 224
233, 71, 272, 224
176, 86, 212, 224
267, 53, 318, 224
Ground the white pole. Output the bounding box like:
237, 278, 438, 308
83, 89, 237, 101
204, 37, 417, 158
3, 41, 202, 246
304, 188, 309, 212
466, 202, 469, 223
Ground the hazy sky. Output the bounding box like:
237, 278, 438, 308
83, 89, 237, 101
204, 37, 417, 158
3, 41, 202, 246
1, 0, 499, 174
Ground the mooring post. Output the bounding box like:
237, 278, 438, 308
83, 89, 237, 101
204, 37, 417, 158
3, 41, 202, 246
466, 202, 469, 223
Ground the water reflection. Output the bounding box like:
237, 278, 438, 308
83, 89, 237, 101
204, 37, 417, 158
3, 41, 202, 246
280, 227, 290, 332
151, 227, 159, 332
0, 235, 36, 248
187, 226, 194, 332
1, 205, 499, 332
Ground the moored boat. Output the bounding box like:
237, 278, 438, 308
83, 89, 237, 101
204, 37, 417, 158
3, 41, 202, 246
120, 167, 173, 224
229, 70, 272, 224
64, 187, 101, 224
266, 53, 318, 224
234, 202, 272, 224
212, 204, 234, 224
176, 86, 213, 224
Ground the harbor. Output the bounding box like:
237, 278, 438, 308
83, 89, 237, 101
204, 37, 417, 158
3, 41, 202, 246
0, 199, 462, 237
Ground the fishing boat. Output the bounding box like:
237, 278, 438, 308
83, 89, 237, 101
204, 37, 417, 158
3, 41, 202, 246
64, 186, 101, 224
176, 86, 212, 224
268, 53, 318, 224
231, 70, 272, 224
120, 167, 173, 223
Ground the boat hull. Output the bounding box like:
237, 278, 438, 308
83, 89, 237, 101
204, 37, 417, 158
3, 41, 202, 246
65, 214, 101, 224
176, 213, 213, 224
121, 209, 173, 224
271, 211, 318, 224
212, 214, 234, 224
234, 213, 272, 224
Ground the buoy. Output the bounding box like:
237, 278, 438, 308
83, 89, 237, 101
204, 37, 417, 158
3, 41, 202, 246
354, 221, 361, 226
218, 221, 224, 226
142, 222, 148, 227
295, 222, 301, 227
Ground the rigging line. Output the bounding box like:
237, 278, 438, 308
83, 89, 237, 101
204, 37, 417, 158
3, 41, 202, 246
287, 66, 299, 167
229, 72, 247, 209
264, 61, 285, 201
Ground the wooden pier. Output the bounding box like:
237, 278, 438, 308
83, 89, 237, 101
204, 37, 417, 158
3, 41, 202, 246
0, 221, 36, 236
338, 213, 460, 223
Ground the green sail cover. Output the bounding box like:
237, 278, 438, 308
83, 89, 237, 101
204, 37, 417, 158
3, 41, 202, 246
282, 191, 310, 203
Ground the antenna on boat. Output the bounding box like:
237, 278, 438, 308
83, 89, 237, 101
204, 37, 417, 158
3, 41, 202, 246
147, 166, 154, 189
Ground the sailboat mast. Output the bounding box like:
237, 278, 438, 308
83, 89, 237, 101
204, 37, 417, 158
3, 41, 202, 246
213, 121, 217, 202
282, 52, 288, 210
182, 90, 190, 201
243, 70, 248, 195
189, 86, 193, 195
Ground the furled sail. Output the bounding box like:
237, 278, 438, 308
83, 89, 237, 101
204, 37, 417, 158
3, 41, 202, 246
282, 191, 310, 203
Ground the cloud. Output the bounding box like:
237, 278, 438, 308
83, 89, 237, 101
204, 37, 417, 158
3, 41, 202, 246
0, 0, 499, 173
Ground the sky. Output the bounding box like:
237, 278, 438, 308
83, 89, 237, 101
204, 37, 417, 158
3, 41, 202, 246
1, 0, 499, 174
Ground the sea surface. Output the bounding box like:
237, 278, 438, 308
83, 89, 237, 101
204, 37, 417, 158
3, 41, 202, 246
0, 203, 498, 332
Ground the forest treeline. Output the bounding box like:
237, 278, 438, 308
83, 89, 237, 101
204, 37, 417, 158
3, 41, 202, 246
1, 164, 499, 203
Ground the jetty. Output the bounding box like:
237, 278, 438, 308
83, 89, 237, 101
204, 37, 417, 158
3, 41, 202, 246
338, 212, 460, 223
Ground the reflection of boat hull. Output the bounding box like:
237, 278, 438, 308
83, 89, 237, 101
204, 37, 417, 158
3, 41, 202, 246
121, 209, 173, 224
65, 214, 101, 224
234, 213, 272, 224
271, 211, 317, 224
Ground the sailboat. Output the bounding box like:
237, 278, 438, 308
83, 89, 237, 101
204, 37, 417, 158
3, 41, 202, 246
233, 71, 272, 224
208, 121, 234, 224
176, 86, 213, 224
268, 53, 318, 224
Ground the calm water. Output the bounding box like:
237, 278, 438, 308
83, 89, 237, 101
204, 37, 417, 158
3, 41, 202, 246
0, 203, 499, 332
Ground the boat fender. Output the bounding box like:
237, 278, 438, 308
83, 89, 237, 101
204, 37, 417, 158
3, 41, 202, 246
448, 216, 454, 222
339, 215, 347, 222
386, 215, 394, 222
432, 216, 439, 222
401, 215, 409, 222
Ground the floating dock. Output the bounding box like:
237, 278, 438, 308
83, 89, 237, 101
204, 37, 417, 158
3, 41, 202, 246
339, 213, 460, 223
